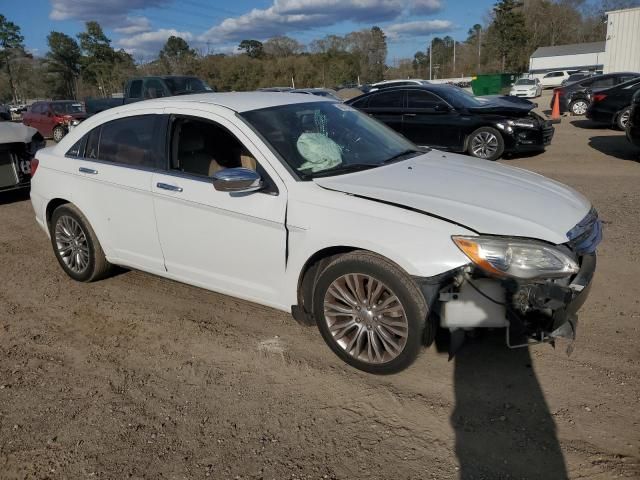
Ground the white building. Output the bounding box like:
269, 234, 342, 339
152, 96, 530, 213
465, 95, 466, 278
529, 42, 605, 76
528, 7, 640, 76
604, 6, 640, 73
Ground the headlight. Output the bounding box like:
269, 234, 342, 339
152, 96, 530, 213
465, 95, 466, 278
508, 119, 536, 129
452, 236, 579, 280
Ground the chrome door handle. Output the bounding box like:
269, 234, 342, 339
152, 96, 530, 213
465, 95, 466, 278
156, 182, 183, 192
79, 167, 98, 174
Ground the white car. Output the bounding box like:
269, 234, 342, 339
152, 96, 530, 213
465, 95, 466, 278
539, 71, 576, 88
509, 78, 542, 98
29, 93, 601, 373
366, 79, 430, 92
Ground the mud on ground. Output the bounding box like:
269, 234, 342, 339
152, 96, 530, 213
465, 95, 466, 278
1, 94, 639, 479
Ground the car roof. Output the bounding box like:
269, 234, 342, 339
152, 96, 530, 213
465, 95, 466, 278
371, 79, 427, 86
108, 92, 332, 114
351, 84, 455, 97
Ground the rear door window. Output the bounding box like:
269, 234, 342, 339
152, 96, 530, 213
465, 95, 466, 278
349, 96, 369, 108
98, 115, 167, 169
591, 77, 615, 88
368, 90, 404, 108
144, 78, 167, 99
129, 80, 143, 99
407, 90, 443, 109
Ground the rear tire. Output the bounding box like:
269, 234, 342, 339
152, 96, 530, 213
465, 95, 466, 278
312, 251, 428, 374
50, 204, 112, 282
467, 127, 504, 161
616, 107, 631, 131
569, 99, 589, 116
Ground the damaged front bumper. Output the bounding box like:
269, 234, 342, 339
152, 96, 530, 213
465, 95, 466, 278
506, 253, 595, 349
418, 253, 596, 356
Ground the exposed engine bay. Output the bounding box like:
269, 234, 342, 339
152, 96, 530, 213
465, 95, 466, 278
0, 123, 44, 192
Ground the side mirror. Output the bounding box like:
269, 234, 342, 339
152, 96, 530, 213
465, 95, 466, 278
434, 103, 451, 113
212, 167, 263, 193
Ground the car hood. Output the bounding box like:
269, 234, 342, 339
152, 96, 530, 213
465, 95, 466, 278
511, 85, 536, 91
0, 121, 39, 144
467, 96, 535, 116
314, 151, 591, 244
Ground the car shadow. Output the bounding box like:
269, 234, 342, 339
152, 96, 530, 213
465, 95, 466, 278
441, 330, 568, 479
502, 151, 546, 160
588, 135, 640, 161
570, 119, 610, 130
0, 188, 30, 205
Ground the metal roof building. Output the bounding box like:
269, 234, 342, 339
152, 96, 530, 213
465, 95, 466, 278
604, 6, 640, 73
529, 42, 605, 74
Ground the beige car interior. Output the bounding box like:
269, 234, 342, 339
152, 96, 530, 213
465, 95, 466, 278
173, 119, 257, 177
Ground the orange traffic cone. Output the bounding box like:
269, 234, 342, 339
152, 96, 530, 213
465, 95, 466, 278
551, 90, 561, 123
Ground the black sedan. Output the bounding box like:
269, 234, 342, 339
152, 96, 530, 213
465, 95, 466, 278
346, 85, 554, 161
553, 72, 639, 116
586, 77, 640, 130
626, 89, 640, 148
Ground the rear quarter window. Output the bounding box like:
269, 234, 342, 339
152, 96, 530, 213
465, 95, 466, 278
349, 96, 369, 108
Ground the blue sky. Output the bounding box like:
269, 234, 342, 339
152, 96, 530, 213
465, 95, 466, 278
4, 0, 495, 61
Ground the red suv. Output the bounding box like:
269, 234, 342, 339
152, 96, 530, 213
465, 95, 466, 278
22, 101, 87, 142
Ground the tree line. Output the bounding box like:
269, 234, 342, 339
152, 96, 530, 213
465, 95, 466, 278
0, 0, 638, 103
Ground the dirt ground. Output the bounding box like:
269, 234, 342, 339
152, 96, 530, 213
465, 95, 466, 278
1, 91, 639, 479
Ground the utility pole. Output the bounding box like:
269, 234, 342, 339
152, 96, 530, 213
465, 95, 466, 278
477, 29, 481, 74
429, 37, 433, 81
453, 40, 456, 77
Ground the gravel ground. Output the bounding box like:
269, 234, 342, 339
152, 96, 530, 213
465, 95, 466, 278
0, 93, 639, 479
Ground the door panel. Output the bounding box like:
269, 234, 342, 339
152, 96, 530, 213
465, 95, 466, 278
403, 90, 462, 149
70, 112, 168, 272
364, 90, 405, 135
77, 161, 165, 272
151, 109, 288, 306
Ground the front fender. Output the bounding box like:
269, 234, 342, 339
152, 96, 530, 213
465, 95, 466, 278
280, 190, 473, 308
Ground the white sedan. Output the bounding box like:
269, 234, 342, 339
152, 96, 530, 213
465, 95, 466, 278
509, 78, 542, 98
30, 93, 601, 373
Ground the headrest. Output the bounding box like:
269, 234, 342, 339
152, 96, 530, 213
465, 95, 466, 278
179, 127, 204, 152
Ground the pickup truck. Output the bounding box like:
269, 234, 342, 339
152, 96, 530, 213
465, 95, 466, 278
85, 75, 214, 114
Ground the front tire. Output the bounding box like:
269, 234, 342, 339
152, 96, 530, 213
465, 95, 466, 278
616, 107, 631, 131
467, 127, 504, 161
312, 251, 428, 374
569, 99, 589, 116
50, 204, 112, 282
52, 125, 66, 143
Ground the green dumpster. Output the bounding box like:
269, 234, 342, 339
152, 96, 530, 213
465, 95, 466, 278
471, 73, 518, 96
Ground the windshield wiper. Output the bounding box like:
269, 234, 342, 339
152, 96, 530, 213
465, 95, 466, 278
303, 163, 380, 179
382, 148, 424, 164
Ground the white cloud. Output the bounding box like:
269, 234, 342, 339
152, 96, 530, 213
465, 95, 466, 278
384, 19, 453, 40
116, 28, 194, 56
114, 17, 152, 35
49, 0, 168, 24
199, 0, 445, 43
408, 0, 443, 14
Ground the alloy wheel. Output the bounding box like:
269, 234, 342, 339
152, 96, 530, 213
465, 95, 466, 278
323, 273, 408, 364
53, 127, 65, 142
619, 110, 630, 129
572, 101, 588, 115
470, 131, 499, 159
54, 215, 90, 274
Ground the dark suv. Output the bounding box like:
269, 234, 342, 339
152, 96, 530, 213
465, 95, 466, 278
552, 72, 639, 115
625, 89, 640, 147
586, 77, 640, 130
